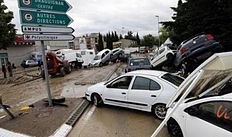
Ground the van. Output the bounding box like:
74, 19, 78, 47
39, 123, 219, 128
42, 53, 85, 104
90, 49, 112, 67
77, 49, 95, 67
55, 49, 83, 68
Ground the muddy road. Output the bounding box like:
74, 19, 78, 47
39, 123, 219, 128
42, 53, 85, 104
0, 63, 121, 114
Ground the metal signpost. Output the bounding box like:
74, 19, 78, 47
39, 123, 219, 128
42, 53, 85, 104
18, 0, 74, 107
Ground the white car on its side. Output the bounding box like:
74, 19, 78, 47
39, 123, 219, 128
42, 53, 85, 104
150, 45, 175, 68
85, 70, 184, 119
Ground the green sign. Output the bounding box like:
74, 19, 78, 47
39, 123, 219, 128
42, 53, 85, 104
18, 0, 72, 13
20, 10, 73, 26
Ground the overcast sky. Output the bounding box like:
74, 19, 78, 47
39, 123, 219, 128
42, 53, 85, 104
5, 0, 178, 37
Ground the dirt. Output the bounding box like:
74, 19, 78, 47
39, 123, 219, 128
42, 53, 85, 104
0, 63, 124, 136
0, 98, 83, 137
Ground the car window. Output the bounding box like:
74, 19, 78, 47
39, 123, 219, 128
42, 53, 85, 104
105, 50, 110, 54
187, 101, 232, 132
102, 53, 106, 58
161, 73, 184, 86
132, 76, 161, 90
110, 76, 133, 89
150, 80, 161, 90
130, 58, 150, 66
113, 49, 119, 54
159, 48, 165, 54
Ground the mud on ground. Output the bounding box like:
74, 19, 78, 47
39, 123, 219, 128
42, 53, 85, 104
0, 98, 83, 137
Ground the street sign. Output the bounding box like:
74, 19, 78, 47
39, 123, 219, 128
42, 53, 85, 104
20, 10, 73, 26
18, 0, 72, 13
22, 26, 74, 33
23, 34, 75, 41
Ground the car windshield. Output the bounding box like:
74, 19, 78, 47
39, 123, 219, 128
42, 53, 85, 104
94, 55, 101, 60
130, 58, 150, 66
161, 73, 184, 86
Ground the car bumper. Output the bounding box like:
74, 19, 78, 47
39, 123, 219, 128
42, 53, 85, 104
85, 93, 91, 101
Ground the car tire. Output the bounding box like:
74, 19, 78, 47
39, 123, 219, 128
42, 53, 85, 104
99, 62, 103, 67
60, 67, 66, 77
166, 53, 174, 62
152, 103, 167, 120
91, 94, 103, 107
66, 65, 72, 74
167, 118, 183, 137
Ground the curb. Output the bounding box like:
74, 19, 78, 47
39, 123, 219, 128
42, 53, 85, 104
50, 100, 90, 137
50, 63, 122, 137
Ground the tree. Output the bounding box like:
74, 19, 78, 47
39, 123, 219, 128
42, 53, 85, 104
141, 34, 159, 48
0, 0, 16, 50
162, 0, 232, 49
136, 33, 140, 45
97, 33, 104, 51
119, 34, 123, 39
125, 31, 135, 40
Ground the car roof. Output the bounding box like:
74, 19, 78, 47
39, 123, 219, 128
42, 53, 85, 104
126, 70, 167, 77
97, 49, 111, 55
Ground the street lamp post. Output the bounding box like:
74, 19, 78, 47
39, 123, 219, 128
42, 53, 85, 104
155, 15, 160, 47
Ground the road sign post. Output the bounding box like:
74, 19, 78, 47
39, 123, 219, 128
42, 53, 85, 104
18, 0, 74, 107
41, 40, 53, 107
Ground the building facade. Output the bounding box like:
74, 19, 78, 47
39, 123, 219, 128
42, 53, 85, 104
74, 33, 100, 51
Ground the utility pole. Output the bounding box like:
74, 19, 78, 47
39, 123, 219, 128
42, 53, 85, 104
155, 15, 160, 47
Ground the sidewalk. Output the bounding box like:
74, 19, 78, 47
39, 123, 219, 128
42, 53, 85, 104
0, 98, 89, 137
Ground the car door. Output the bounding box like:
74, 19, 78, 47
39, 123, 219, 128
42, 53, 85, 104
103, 76, 133, 108
184, 101, 232, 137
127, 76, 162, 111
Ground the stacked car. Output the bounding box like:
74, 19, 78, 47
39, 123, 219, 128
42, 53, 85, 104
150, 34, 224, 76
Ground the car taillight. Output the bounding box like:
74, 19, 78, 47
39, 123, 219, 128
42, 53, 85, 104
207, 34, 214, 40
179, 47, 187, 55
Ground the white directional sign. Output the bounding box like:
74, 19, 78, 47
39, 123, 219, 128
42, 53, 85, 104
23, 34, 75, 41
22, 26, 74, 33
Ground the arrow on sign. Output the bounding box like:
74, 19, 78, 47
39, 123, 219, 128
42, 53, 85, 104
18, 0, 72, 13
23, 34, 75, 41
22, 26, 74, 33
20, 10, 73, 26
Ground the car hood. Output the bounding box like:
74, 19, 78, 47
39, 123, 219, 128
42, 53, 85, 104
91, 60, 101, 65
87, 82, 105, 93
167, 51, 232, 107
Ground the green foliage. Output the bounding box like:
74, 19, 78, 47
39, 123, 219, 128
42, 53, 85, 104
162, 0, 232, 48
97, 33, 104, 51
0, 0, 16, 49
141, 34, 159, 48
159, 27, 173, 44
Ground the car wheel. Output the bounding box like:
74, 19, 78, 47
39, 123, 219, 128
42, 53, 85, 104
153, 104, 167, 120
60, 67, 66, 77
166, 53, 174, 62
91, 94, 103, 107
99, 62, 103, 67
67, 65, 72, 74
167, 118, 183, 137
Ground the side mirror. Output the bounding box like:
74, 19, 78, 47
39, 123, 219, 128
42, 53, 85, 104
185, 107, 200, 116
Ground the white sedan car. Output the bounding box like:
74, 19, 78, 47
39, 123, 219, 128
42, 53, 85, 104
167, 93, 232, 137
85, 70, 184, 119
